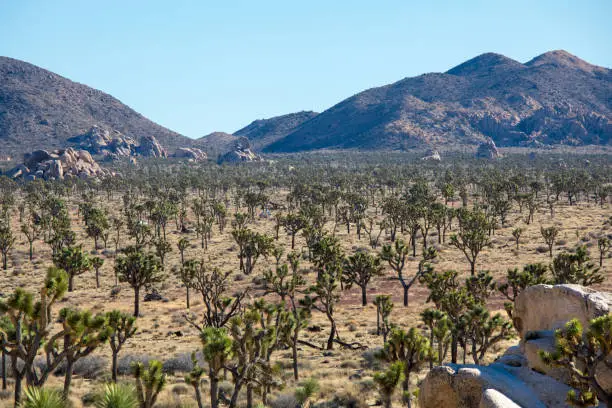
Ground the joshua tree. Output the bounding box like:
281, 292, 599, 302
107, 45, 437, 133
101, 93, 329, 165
450, 207, 492, 275
186, 263, 248, 329
107, 310, 137, 382
540, 226, 559, 258
132, 360, 166, 408
512, 227, 523, 251
550, 246, 604, 286
378, 327, 432, 408
598, 237, 610, 267
21, 218, 41, 261
342, 251, 385, 306
200, 327, 233, 408
373, 362, 404, 408
461, 305, 513, 365
382, 242, 436, 307
185, 352, 205, 408
153, 238, 172, 270
540, 316, 612, 407
86, 208, 110, 250
177, 237, 189, 266
294, 378, 319, 408
92, 257, 104, 289
282, 213, 307, 249
114, 246, 164, 317
176, 259, 199, 309
53, 245, 92, 292
231, 228, 273, 275
0, 223, 15, 271
53, 308, 110, 397
374, 295, 394, 344
0, 268, 68, 405
497, 263, 549, 319
421, 308, 451, 368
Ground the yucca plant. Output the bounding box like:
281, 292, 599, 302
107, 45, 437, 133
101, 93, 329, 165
95, 383, 138, 408
21, 387, 66, 408
294, 377, 319, 408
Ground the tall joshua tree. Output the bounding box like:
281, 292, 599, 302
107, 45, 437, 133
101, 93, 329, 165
342, 251, 385, 306
114, 246, 164, 317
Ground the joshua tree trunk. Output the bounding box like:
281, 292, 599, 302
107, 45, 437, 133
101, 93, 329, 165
133, 286, 140, 317
292, 336, 299, 380
361, 286, 368, 306
210, 369, 219, 408
326, 315, 336, 350
63, 358, 74, 398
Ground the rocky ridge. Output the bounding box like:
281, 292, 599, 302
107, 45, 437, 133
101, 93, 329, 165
6, 148, 112, 180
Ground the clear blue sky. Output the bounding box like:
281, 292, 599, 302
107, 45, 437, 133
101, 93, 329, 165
1, 0, 611, 138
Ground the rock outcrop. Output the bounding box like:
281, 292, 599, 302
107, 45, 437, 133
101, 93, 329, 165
419, 284, 611, 408
69, 126, 167, 159
217, 137, 262, 164
476, 138, 502, 159
421, 149, 441, 161
136, 135, 167, 158
171, 147, 207, 162
7, 148, 112, 180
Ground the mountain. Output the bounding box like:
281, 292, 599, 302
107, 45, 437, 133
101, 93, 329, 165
233, 111, 318, 150
264, 50, 612, 152
0, 56, 194, 158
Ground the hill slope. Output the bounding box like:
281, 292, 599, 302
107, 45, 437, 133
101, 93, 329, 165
0, 57, 193, 157
264, 50, 612, 152
233, 111, 318, 150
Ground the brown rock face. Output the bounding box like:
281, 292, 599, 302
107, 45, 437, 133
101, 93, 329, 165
172, 147, 207, 162
136, 135, 167, 158
217, 137, 262, 164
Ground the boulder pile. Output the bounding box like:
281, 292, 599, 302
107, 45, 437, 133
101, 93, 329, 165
419, 284, 611, 408
171, 147, 207, 162
69, 126, 167, 160
476, 138, 502, 159
217, 137, 262, 164
6, 148, 112, 180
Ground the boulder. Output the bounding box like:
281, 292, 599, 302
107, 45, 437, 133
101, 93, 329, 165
48, 160, 63, 179
217, 137, 262, 164
421, 150, 441, 161
476, 138, 501, 159
136, 135, 166, 158
513, 284, 611, 341
514, 284, 612, 393
172, 147, 207, 162
479, 389, 520, 408
23, 150, 51, 167
6, 164, 28, 179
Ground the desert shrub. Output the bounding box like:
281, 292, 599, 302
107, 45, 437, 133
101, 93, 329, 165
269, 393, 298, 408
361, 348, 383, 370
54, 354, 108, 379
172, 384, 189, 396
163, 351, 205, 374
117, 354, 157, 376
535, 246, 549, 254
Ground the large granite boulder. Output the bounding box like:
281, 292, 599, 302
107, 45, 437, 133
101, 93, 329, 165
514, 284, 612, 392
172, 147, 207, 162
218, 137, 262, 164
136, 135, 166, 158
476, 138, 502, 159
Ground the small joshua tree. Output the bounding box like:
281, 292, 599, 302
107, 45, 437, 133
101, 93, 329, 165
0, 222, 15, 271
550, 246, 604, 286
92, 256, 104, 289
540, 226, 559, 258
497, 263, 549, 319
378, 327, 433, 408
597, 237, 610, 267
512, 227, 523, 251
342, 251, 385, 306
374, 295, 394, 344
107, 310, 137, 382
449, 207, 492, 275
53, 245, 92, 292
373, 362, 404, 408
540, 316, 612, 407
132, 360, 166, 408
185, 352, 205, 408
114, 246, 164, 317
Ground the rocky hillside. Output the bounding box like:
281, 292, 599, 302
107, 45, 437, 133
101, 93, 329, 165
264, 50, 612, 152
233, 111, 318, 150
0, 56, 194, 157
195, 131, 241, 157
